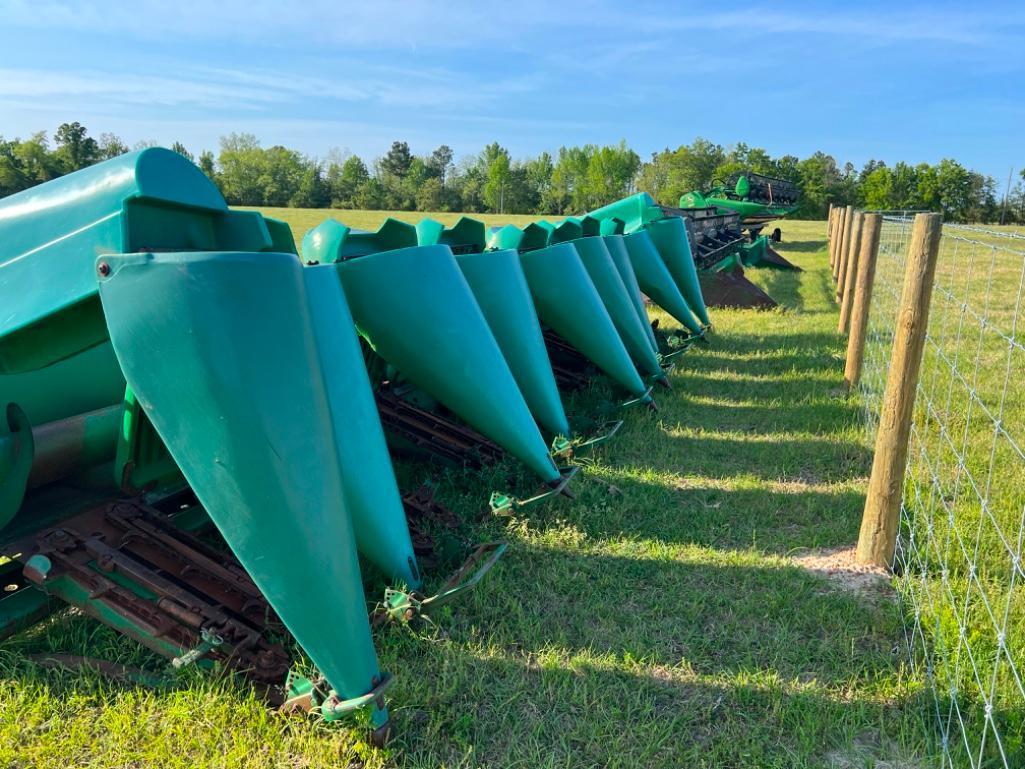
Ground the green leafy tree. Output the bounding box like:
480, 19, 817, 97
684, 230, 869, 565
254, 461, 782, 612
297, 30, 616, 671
198, 150, 216, 180
525, 151, 555, 214
216, 133, 265, 205
861, 166, 893, 210
379, 141, 413, 179
481, 143, 513, 213
415, 177, 445, 211
98, 133, 129, 160
54, 121, 100, 172
584, 141, 640, 209
427, 145, 454, 184
327, 155, 370, 208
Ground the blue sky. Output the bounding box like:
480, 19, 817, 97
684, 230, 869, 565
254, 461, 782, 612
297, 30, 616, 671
1, 0, 1023, 182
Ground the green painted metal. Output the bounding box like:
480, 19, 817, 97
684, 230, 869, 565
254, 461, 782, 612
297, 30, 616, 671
622, 231, 703, 336
308, 229, 560, 484
0, 404, 33, 530
738, 235, 789, 269
415, 217, 486, 255
602, 234, 659, 356
519, 243, 651, 404
304, 218, 417, 261
566, 237, 666, 385
0, 148, 286, 374
450, 248, 571, 439
644, 217, 711, 327
488, 222, 551, 253
692, 194, 767, 219
694, 173, 801, 224
587, 192, 664, 234
97, 249, 392, 727
0, 564, 51, 641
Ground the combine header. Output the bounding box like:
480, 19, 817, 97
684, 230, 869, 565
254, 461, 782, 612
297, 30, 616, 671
686, 171, 800, 235
0, 150, 501, 744
1, 149, 777, 746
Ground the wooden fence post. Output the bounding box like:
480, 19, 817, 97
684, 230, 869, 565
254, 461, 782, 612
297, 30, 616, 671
856, 213, 943, 568
843, 214, 882, 388
833, 205, 853, 287
827, 204, 835, 249
838, 212, 864, 333
830, 207, 843, 279
828, 206, 838, 271
835, 207, 856, 300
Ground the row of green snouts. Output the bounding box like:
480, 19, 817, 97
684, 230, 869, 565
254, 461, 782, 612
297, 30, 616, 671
0, 152, 710, 744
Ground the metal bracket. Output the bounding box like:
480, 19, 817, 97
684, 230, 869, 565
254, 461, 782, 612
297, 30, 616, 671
282, 669, 395, 724
620, 385, 656, 410
489, 465, 578, 514
571, 420, 623, 453
374, 541, 508, 626
171, 628, 224, 669
550, 434, 573, 459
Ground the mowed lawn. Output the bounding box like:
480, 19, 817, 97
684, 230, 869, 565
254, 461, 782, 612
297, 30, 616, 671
0, 217, 937, 768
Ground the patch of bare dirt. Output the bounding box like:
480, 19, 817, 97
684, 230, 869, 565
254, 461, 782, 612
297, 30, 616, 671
791, 545, 893, 600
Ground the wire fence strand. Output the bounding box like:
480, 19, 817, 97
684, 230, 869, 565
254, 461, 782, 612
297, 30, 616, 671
859, 216, 1025, 768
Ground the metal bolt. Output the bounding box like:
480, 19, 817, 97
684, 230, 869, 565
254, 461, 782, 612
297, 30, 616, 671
97, 262, 111, 277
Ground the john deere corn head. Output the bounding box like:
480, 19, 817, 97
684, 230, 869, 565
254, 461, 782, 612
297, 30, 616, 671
0, 151, 726, 745
0, 149, 507, 744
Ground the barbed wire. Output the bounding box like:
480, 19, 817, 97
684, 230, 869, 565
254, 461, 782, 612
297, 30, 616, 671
859, 215, 1025, 768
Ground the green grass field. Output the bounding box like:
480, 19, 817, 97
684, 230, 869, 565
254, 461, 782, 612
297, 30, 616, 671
0, 217, 940, 768
858, 218, 1025, 766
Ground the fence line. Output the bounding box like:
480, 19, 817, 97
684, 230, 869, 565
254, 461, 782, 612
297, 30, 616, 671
846, 213, 1025, 768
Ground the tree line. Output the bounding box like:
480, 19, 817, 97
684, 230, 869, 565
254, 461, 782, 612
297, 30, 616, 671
2, 122, 1022, 223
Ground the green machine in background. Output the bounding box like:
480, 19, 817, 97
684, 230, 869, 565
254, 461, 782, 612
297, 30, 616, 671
679, 171, 802, 274
685, 171, 800, 235
0, 150, 499, 744
589, 191, 789, 309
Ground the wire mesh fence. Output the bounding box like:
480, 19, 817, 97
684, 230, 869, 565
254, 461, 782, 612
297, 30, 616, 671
858, 216, 1025, 767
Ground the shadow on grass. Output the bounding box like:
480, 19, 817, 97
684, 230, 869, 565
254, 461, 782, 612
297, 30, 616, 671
364, 539, 933, 768
386, 635, 931, 769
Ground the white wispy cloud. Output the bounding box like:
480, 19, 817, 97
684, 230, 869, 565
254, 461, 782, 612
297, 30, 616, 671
3, 0, 1020, 49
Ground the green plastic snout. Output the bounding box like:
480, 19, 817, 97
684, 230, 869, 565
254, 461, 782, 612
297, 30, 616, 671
452, 248, 571, 439
519, 243, 649, 401
416, 217, 487, 254
334, 244, 561, 484
623, 231, 702, 336
644, 217, 711, 327
602, 234, 659, 356
97, 249, 392, 715
571, 237, 664, 384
